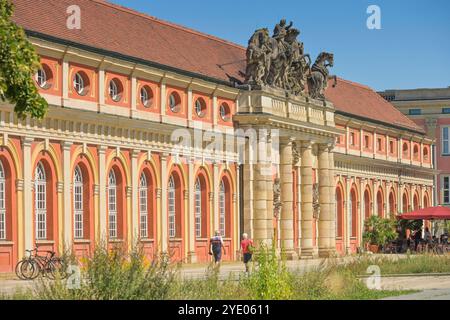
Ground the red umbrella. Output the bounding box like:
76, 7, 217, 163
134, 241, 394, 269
399, 206, 450, 220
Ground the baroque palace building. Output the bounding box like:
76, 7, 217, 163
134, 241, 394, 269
0, 0, 435, 272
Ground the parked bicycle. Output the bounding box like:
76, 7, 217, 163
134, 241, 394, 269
15, 248, 68, 280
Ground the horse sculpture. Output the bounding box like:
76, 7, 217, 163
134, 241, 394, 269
307, 52, 337, 100
243, 20, 336, 99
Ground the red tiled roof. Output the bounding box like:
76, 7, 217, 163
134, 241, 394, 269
11, 0, 247, 83
325, 78, 424, 133
11, 0, 424, 134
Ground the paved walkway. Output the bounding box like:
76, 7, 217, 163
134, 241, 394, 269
380, 275, 450, 300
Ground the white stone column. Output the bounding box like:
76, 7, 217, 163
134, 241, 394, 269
213, 162, 220, 232
23, 137, 33, 250
62, 141, 73, 248
131, 150, 139, 242
98, 145, 107, 240
280, 138, 296, 259
300, 141, 314, 258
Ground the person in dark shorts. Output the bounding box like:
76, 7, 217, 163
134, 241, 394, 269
240, 233, 254, 273
209, 230, 226, 267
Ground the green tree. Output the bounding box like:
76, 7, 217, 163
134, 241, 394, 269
0, 0, 47, 119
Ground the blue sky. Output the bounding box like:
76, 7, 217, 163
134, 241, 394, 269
109, 0, 450, 91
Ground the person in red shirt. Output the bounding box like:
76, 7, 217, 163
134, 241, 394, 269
240, 233, 254, 273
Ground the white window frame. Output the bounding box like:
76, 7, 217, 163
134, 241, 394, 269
219, 103, 229, 121
194, 179, 202, 238
443, 176, 450, 205
108, 170, 117, 239
73, 73, 85, 95
139, 173, 148, 238
442, 126, 450, 155
168, 176, 176, 238
169, 93, 178, 113
73, 166, 84, 239
0, 161, 5, 240
140, 87, 149, 107
36, 68, 47, 88
219, 180, 226, 237
35, 162, 47, 240
109, 79, 120, 101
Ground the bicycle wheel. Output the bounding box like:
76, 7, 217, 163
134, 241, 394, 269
15, 260, 27, 280
20, 259, 38, 280
47, 258, 67, 280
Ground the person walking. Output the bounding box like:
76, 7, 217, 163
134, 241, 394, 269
240, 233, 254, 273
209, 230, 226, 268
414, 228, 422, 252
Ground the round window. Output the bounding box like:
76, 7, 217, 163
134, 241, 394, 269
73, 72, 87, 96
169, 92, 180, 113
109, 79, 122, 102
195, 98, 206, 117
35, 64, 53, 89
219, 103, 230, 121
140, 86, 153, 107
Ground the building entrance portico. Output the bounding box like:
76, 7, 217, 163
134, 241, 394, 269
235, 86, 342, 259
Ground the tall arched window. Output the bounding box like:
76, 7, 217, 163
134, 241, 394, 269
73, 166, 83, 239
0, 161, 5, 240
139, 173, 148, 238
219, 180, 226, 237
403, 192, 409, 213
108, 170, 117, 238
377, 190, 383, 217
35, 162, 47, 240
168, 175, 176, 238
336, 186, 343, 238
389, 192, 396, 215
194, 178, 202, 238
350, 189, 357, 238
364, 189, 370, 219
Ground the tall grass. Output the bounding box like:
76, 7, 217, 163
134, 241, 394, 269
18, 246, 442, 300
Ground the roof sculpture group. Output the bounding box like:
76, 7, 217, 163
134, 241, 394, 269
243, 19, 336, 100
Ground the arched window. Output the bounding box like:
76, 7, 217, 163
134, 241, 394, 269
35, 162, 47, 240
168, 175, 176, 238
0, 161, 5, 240
364, 189, 371, 219
194, 178, 202, 238
403, 192, 409, 213
108, 170, 117, 239
73, 166, 84, 239
389, 192, 396, 215
336, 186, 343, 238
139, 173, 148, 238
350, 189, 357, 238
377, 190, 383, 217
219, 180, 226, 237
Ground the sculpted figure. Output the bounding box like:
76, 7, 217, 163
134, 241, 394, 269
307, 52, 337, 100
244, 28, 273, 86
284, 28, 310, 95
273, 19, 293, 41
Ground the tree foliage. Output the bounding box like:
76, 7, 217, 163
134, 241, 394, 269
0, 0, 47, 119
